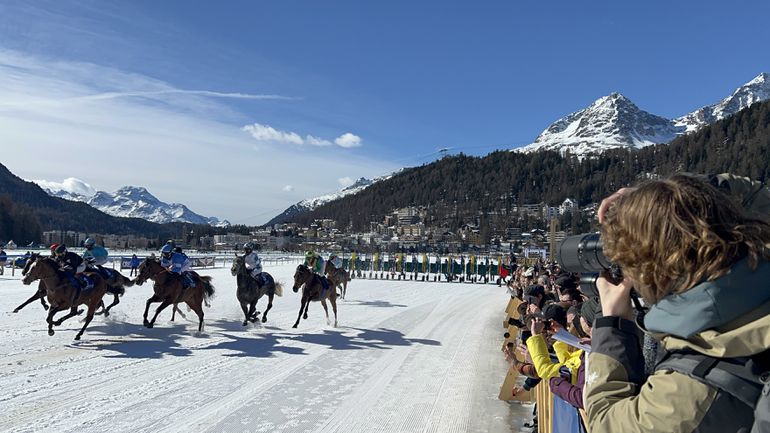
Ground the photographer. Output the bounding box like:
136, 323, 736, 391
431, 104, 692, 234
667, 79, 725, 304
584, 174, 770, 433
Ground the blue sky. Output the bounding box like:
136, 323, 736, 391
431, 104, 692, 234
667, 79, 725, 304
1, 0, 769, 224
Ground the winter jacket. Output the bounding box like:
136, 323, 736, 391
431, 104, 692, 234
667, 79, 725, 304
585, 256, 770, 433
526, 335, 583, 382
549, 352, 585, 409
83, 245, 108, 266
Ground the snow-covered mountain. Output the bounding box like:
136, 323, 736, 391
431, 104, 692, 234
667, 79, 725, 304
267, 177, 380, 226
34, 179, 229, 227
517, 93, 684, 155
674, 72, 770, 133
518, 73, 770, 156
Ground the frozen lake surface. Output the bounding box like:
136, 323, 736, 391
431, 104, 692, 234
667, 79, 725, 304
0, 263, 529, 433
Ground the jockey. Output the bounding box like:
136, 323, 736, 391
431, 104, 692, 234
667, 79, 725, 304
328, 254, 343, 270
82, 238, 112, 280
305, 251, 325, 275
53, 244, 88, 302
161, 245, 195, 290
243, 242, 265, 286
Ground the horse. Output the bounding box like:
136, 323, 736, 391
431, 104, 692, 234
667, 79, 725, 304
324, 260, 351, 300
230, 255, 283, 325
291, 264, 338, 328
14, 252, 49, 313
21, 257, 108, 340
16, 253, 133, 316
133, 258, 215, 332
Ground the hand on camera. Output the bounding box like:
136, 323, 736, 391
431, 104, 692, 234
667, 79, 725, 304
596, 275, 634, 320
598, 187, 637, 224
530, 317, 545, 335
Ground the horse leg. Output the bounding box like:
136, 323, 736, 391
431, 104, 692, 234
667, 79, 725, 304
53, 305, 82, 326
330, 295, 339, 328
46, 305, 62, 336
321, 299, 330, 325
261, 294, 274, 323
74, 302, 98, 341
240, 301, 250, 326
148, 299, 173, 328
95, 300, 106, 315
14, 291, 44, 313
171, 302, 177, 322
188, 299, 205, 332
39, 288, 49, 310
249, 300, 259, 323
292, 298, 307, 328
342, 281, 347, 300
102, 294, 120, 316
143, 295, 160, 327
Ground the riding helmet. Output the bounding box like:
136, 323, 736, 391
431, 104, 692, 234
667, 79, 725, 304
243, 242, 254, 251
84, 238, 96, 247
54, 244, 67, 255
160, 244, 173, 254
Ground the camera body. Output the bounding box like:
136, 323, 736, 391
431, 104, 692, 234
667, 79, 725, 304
556, 233, 623, 298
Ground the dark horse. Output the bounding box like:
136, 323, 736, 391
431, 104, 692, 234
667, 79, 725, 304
15, 253, 133, 316
134, 259, 215, 332
292, 264, 338, 328
21, 257, 108, 340
324, 260, 351, 300
231, 255, 283, 325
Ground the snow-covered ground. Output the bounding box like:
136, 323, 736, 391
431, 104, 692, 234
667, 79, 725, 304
0, 263, 530, 433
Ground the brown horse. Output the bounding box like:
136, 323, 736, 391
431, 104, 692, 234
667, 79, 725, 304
21, 257, 108, 340
16, 253, 133, 316
14, 253, 49, 312
292, 264, 338, 328
133, 259, 215, 332
324, 260, 351, 300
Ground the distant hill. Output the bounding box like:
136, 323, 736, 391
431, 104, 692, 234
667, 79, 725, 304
289, 99, 770, 233
0, 163, 222, 241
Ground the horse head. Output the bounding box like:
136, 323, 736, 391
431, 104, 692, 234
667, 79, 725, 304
293, 264, 310, 293
21, 252, 41, 276
231, 254, 244, 277
21, 257, 54, 285
134, 258, 161, 286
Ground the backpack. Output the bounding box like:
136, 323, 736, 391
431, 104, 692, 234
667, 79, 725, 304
656, 350, 770, 433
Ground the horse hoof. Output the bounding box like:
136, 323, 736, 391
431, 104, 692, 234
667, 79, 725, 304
143, 320, 150, 327
303, 314, 308, 320
147, 323, 154, 329
261, 316, 267, 323
43, 306, 49, 311
242, 321, 248, 326
76, 309, 84, 315
292, 324, 298, 329
12, 309, 19, 313
48, 330, 54, 336
74, 335, 81, 341
53, 321, 62, 327
104, 311, 110, 317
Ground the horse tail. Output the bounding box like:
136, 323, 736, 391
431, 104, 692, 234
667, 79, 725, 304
119, 273, 135, 288
106, 285, 126, 296
274, 281, 283, 297
200, 275, 216, 303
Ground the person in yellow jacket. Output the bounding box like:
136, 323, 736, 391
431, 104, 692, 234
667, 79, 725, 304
525, 303, 583, 382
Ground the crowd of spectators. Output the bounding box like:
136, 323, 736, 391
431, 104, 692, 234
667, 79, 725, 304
500, 173, 770, 433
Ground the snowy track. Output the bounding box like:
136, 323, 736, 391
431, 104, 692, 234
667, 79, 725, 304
0, 264, 529, 433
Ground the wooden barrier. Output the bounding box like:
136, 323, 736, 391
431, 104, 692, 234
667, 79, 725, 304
536, 382, 554, 433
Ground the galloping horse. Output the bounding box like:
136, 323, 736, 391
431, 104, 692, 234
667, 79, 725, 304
21, 257, 108, 340
324, 260, 351, 300
231, 255, 283, 325
292, 264, 338, 328
16, 253, 133, 316
134, 259, 215, 332
14, 253, 50, 312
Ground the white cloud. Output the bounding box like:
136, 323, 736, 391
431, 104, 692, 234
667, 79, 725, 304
242, 123, 303, 145
30, 177, 97, 197
335, 132, 362, 148
0, 48, 393, 224
337, 177, 354, 187
282, 185, 295, 192
305, 135, 333, 146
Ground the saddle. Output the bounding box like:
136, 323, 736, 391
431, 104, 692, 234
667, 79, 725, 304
65, 273, 95, 291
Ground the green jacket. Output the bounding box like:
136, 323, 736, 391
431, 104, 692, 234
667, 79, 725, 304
585, 258, 770, 433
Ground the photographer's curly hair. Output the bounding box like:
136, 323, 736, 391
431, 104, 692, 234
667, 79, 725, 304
602, 173, 770, 303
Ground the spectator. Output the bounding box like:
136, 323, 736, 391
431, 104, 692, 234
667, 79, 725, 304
129, 254, 140, 277
0, 248, 6, 275
585, 174, 770, 433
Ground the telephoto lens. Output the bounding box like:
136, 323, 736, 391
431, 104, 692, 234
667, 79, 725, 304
556, 233, 623, 298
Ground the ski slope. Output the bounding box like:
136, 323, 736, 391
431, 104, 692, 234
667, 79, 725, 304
0, 262, 530, 433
